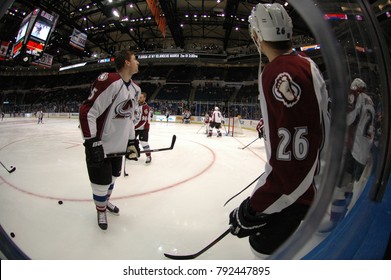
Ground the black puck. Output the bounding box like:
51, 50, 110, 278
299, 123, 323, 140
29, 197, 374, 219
58, 200, 63, 205
10, 232, 15, 238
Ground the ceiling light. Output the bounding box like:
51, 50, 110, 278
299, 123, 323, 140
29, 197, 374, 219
112, 9, 120, 17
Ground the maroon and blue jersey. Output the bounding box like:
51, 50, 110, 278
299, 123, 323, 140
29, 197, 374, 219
251, 52, 329, 214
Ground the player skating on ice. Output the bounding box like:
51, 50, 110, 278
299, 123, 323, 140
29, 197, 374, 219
204, 112, 210, 134
79, 49, 141, 230
165, 110, 170, 122
207, 107, 223, 137
37, 110, 44, 124
182, 109, 191, 124
228, 3, 329, 257
256, 117, 264, 139
134, 92, 152, 164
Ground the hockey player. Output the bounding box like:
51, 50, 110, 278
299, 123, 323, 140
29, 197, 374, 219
208, 107, 223, 137
319, 78, 375, 233
79, 49, 141, 230
165, 110, 170, 122
182, 110, 191, 124
134, 92, 152, 164
37, 110, 44, 124
229, 3, 329, 256
256, 118, 264, 139
203, 112, 211, 134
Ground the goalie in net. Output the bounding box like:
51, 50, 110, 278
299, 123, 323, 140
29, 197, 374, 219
226, 116, 245, 137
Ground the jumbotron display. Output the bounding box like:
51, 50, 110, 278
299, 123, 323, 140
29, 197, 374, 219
12, 8, 58, 62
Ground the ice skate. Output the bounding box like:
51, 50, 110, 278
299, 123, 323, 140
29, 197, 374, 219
107, 201, 119, 215
97, 210, 108, 230
318, 198, 348, 234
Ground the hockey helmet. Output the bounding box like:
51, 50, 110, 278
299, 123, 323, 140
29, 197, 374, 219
350, 78, 366, 92
214, 106, 219, 111
348, 78, 367, 104
248, 3, 293, 53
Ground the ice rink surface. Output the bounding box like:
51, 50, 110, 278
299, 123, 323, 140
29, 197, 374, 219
0, 117, 328, 260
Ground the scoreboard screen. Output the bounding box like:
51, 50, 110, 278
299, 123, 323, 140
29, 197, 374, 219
13, 12, 32, 57
30, 20, 51, 42
12, 8, 58, 60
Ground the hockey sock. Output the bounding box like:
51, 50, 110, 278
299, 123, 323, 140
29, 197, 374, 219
140, 141, 151, 157
330, 199, 348, 223
106, 176, 117, 201
91, 183, 110, 211
107, 183, 114, 201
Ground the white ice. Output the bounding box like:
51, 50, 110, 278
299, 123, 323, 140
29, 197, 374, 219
0, 117, 323, 260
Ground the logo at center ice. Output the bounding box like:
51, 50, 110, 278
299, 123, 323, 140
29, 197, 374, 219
273, 72, 301, 107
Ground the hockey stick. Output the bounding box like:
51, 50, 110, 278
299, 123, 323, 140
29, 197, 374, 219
221, 123, 229, 136
223, 173, 264, 206
238, 137, 259, 150
0, 161, 16, 173
106, 135, 176, 158
123, 156, 128, 177
196, 124, 205, 134
164, 228, 231, 260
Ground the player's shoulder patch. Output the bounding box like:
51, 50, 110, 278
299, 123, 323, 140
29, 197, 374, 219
272, 72, 301, 108
98, 72, 109, 81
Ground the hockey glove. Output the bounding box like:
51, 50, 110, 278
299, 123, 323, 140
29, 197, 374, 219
229, 197, 270, 238
84, 137, 104, 168
126, 139, 140, 161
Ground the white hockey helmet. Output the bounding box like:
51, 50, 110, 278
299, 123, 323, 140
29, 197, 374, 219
248, 3, 293, 53
350, 78, 366, 92
214, 106, 219, 111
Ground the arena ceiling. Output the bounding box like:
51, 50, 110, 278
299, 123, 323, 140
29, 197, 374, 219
0, 1, 389, 66
0, 0, 314, 64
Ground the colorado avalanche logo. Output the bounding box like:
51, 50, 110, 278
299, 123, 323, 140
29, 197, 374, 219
273, 73, 301, 107
98, 72, 109, 81
113, 99, 133, 119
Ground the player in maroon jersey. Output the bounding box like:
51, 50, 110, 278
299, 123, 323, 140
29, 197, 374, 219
134, 92, 152, 164
229, 3, 330, 256
256, 118, 264, 139
79, 50, 141, 230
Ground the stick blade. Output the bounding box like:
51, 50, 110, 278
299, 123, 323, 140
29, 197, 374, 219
164, 253, 197, 260
171, 135, 177, 148
163, 228, 231, 260
9, 167, 16, 173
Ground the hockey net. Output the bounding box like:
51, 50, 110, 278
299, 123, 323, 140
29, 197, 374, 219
226, 117, 245, 137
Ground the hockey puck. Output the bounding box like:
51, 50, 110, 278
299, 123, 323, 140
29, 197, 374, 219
10, 232, 15, 238
58, 200, 63, 205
